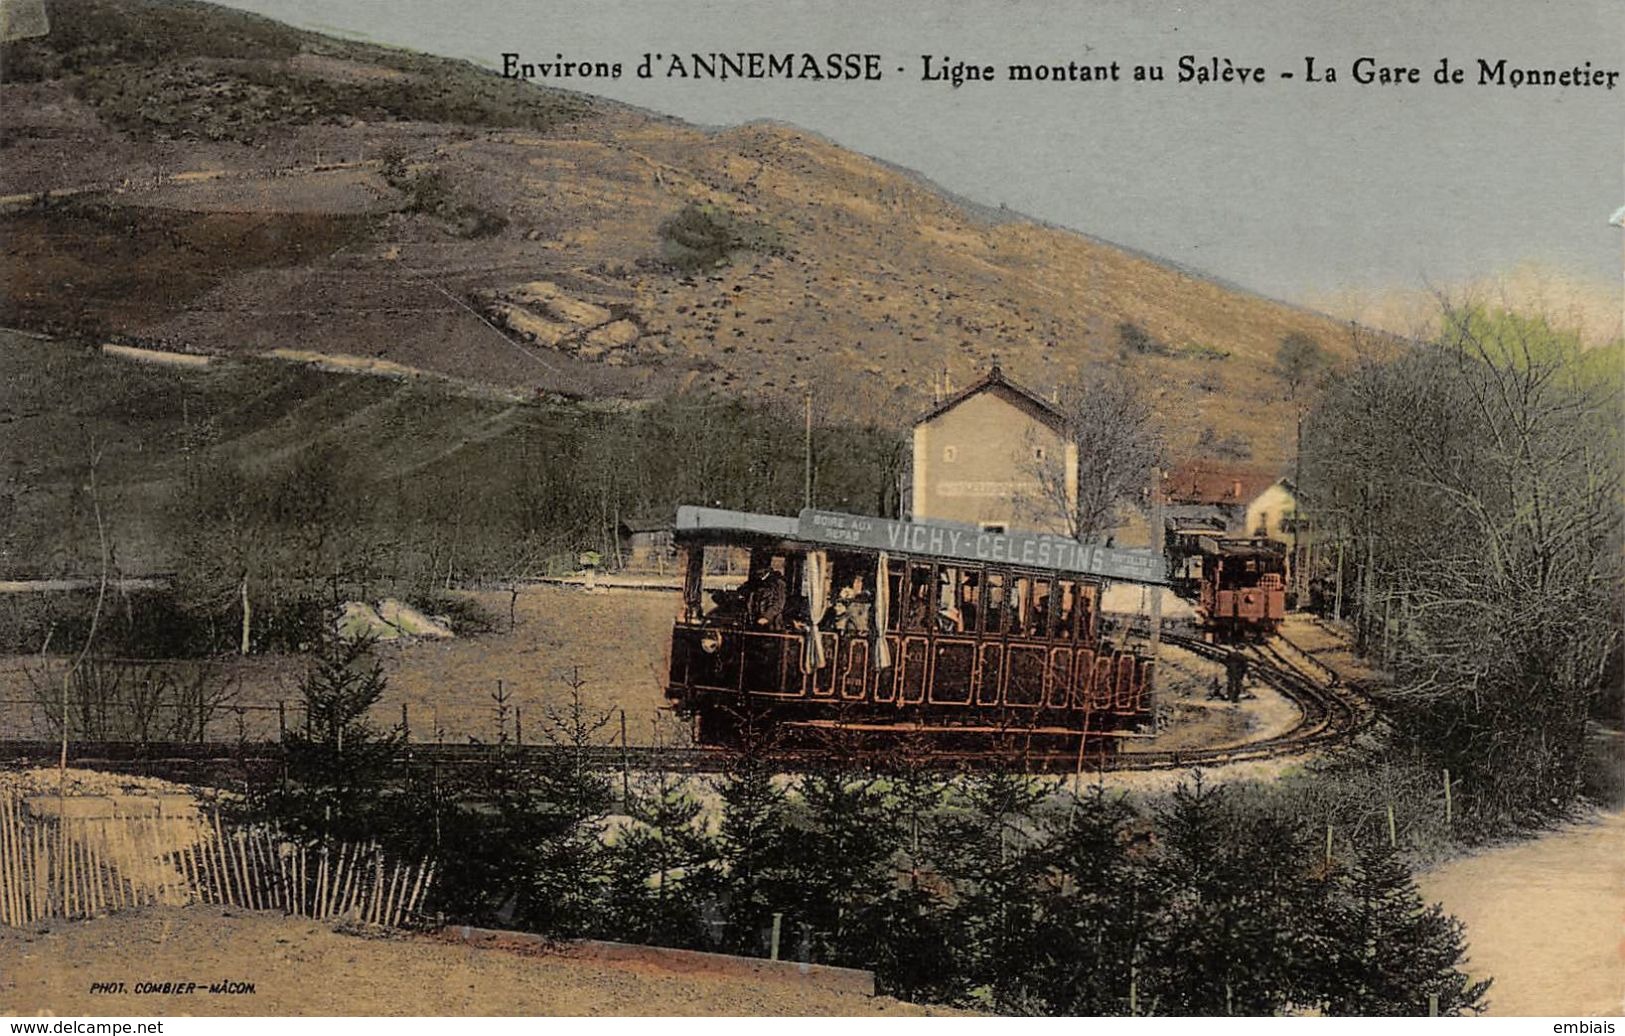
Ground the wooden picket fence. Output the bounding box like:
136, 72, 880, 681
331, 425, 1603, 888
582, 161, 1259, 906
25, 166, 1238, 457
0, 793, 434, 928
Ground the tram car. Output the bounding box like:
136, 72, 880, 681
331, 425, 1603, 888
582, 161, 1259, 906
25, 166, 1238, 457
1164, 515, 1228, 597
665, 506, 1166, 764
1195, 536, 1288, 640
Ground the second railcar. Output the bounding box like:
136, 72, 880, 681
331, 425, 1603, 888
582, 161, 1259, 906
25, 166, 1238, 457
1196, 536, 1287, 639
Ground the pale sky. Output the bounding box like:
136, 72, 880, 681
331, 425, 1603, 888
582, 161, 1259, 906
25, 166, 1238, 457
221, 0, 1623, 314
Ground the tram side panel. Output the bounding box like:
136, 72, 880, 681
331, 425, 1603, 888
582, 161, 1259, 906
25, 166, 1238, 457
664, 541, 1159, 749
668, 625, 1157, 742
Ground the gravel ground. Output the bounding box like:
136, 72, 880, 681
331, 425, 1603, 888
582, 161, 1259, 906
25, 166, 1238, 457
0, 768, 201, 800
0, 905, 960, 1016
1416, 809, 1625, 1017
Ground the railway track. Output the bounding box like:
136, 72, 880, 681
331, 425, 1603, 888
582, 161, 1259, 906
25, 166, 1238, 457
1115, 632, 1371, 771
0, 634, 1370, 780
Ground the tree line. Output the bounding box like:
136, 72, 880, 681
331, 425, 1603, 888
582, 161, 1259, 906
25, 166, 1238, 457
2, 391, 904, 657
1301, 304, 1623, 833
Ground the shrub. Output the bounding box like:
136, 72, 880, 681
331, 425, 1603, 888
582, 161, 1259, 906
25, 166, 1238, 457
657, 202, 784, 272
1117, 321, 1171, 357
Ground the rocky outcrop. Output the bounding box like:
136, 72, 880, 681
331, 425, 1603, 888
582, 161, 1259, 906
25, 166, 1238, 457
483, 281, 653, 365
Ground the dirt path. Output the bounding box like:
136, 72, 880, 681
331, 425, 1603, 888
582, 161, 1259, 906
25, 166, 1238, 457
1416, 810, 1625, 1016
0, 906, 955, 1016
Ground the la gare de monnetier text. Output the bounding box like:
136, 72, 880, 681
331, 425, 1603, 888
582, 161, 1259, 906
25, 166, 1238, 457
499, 52, 1620, 90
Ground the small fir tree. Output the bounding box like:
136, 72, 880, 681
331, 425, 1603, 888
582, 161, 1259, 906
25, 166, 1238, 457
1318, 839, 1491, 1016
251, 627, 401, 846
714, 717, 793, 955
926, 771, 1055, 1011
602, 765, 720, 949
523, 668, 615, 937
783, 768, 898, 967
1031, 783, 1148, 1015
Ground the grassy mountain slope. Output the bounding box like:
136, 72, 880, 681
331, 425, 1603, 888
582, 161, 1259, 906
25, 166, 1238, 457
2, 0, 1359, 473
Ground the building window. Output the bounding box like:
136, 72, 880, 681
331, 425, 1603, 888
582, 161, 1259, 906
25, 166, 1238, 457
980, 522, 1007, 535
1034, 446, 1047, 461
943, 445, 958, 462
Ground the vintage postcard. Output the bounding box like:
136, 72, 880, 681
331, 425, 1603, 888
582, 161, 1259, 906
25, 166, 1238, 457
0, 0, 1620, 1025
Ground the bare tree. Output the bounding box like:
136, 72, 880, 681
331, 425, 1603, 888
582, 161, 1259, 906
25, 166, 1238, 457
1022, 370, 1164, 542
1302, 300, 1623, 824
1275, 331, 1329, 589
1275, 331, 1328, 406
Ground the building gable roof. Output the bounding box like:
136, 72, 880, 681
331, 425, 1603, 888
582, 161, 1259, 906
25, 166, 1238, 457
914, 365, 1068, 432
1162, 461, 1285, 507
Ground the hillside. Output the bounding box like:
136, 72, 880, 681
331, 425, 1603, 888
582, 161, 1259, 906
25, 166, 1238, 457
1, 0, 1359, 470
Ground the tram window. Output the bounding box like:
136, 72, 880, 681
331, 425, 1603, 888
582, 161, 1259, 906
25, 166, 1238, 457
706, 551, 791, 629
904, 564, 934, 630
1028, 578, 1053, 638
984, 571, 1008, 635
680, 548, 704, 623
937, 567, 980, 634
1010, 576, 1032, 637
885, 560, 904, 631
1054, 580, 1078, 641
1077, 583, 1099, 643
822, 553, 874, 635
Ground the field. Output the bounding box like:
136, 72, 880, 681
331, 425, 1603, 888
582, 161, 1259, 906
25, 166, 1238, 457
0, 584, 1299, 756
0, 585, 678, 746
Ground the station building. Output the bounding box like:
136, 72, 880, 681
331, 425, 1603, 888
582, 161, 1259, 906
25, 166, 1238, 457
904, 366, 1077, 536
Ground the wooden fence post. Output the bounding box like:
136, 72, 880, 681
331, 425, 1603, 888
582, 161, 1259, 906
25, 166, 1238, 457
620, 709, 631, 807
1, 797, 13, 925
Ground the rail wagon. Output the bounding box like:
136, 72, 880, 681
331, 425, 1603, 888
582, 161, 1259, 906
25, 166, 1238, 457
665, 507, 1165, 764
1196, 536, 1288, 640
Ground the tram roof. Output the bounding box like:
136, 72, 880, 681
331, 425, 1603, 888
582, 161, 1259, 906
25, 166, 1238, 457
675, 506, 1166, 586
1197, 536, 1288, 559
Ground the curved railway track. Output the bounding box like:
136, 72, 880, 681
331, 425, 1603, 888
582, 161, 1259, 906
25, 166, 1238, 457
0, 634, 1370, 780
1115, 632, 1371, 771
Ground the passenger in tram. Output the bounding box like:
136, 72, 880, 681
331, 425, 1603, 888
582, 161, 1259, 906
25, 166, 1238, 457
784, 588, 813, 631
706, 586, 746, 624
738, 559, 788, 628
1055, 584, 1076, 638
1006, 578, 1030, 635
830, 573, 873, 634
938, 575, 979, 633
905, 582, 935, 630
958, 581, 980, 632
1028, 590, 1051, 638
846, 573, 874, 634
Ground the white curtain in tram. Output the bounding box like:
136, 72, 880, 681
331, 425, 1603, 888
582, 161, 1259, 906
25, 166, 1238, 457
802, 549, 828, 673
873, 551, 892, 670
